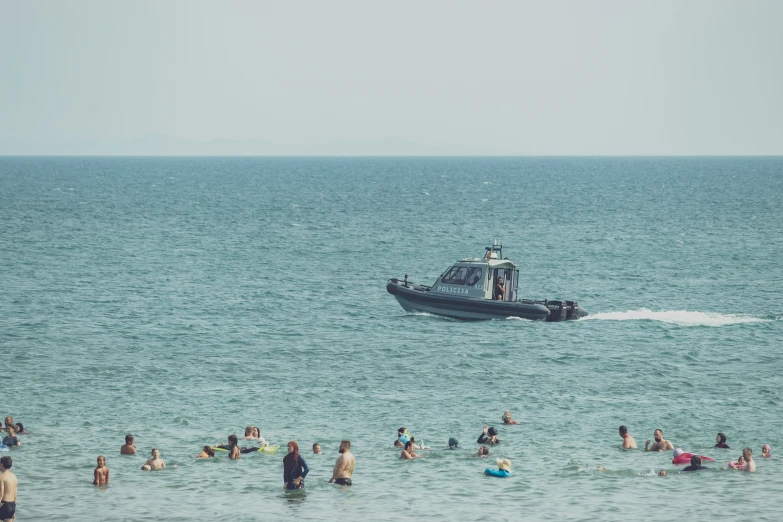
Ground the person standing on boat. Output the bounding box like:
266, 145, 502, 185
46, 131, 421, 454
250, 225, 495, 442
493, 277, 504, 300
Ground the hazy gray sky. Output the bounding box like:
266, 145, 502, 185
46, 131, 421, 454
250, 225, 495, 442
1, 0, 781, 155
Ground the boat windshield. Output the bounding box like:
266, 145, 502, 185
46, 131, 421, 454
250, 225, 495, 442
441, 266, 468, 285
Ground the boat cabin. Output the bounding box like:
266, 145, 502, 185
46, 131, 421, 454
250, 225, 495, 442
432, 243, 519, 301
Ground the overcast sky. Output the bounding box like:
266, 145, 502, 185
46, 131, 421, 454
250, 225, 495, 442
1, 0, 781, 155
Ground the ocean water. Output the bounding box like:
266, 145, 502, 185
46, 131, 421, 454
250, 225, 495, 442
1, 156, 782, 521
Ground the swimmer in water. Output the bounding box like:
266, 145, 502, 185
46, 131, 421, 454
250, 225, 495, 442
328, 440, 355, 486
477, 426, 500, 444
731, 455, 746, 469
141, 448, 165, 471
476, 446, 490, 457
1, 427, 20, 448
283, 441, 309, 490
714, 432, 730, 449
0, 456, 18, 522
93, 456, 109, 486
228, 434, 240, 460
485, 458, 512, 478
743, 448, 756, 472
395, 427, 411, 448
645, 429, 674, 452
447, 438, 460, 450
400, 441, 420, 460
682, 455, 707, 471
196, 446, 215, 458
313, 443, 322, 454
243, 426, 256, 440
502, 410, 519, 425
121, 434, 136, 455
619, 425, 637, 449
762, 444, 771, 458
658, 470, 667, 477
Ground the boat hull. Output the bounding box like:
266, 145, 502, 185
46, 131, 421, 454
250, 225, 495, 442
387, 280, 571, 321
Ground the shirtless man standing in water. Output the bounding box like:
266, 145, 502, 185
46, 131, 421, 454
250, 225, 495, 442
329, 440, 355, 486
93, 456, 110, 486
141, 448, 166, 471
619, 426, 637, 449
0, 456, 17, 522
645, 429, 674, 452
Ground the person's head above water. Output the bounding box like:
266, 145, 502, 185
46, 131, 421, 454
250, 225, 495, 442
228, 434, 238, 448
202, 446, 215, 457
762, 444, 771, 457
653, 429, 664, 442
487, 427, 498, 437
743, 447, 753, 460
690, 455, 702, 467
151, 448, 160, 458
448, 437, 459, 449
716, 432, 727, 445
479, 446, 489, 456
5, 426, 14, 437
658, 470, 667, 477
339, 440, 350, 453
619, 426, 628, 436
313, 442, 321, 453
125, 434, 134, 444
404, 441, 415, 452
496, 458, 511, 472
244, 426, 254, 436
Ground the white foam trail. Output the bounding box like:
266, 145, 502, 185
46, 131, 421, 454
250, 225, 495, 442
583, 309, 768, 327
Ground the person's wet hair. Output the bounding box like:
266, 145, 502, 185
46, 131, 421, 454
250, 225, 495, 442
203, 446, 215, 457
0, 456, 11, 469
125, 434, 133, 443
313, 442, 320, 450
341, 440, 351, 449
619, 426, 628, 435
228, 434, 238, 447
482, 446, 490, 455
717, 432, 727, 444
405, 441, 414, 451
244, 426, 253, 436
690, 455, 702, 467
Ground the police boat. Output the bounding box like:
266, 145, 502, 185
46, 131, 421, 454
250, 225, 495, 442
386, 241, 587, 321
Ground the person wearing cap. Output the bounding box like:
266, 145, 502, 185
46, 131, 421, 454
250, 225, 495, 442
714, 432, 730, 449
485, 458, 512, 478
493, 277, 505, 300
761, 444, 772, 458
447, 438, 460, 450
477, 426, 500, 445
682, 455, 708, 471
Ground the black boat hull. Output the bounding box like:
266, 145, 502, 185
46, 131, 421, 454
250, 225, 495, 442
386, 279, 587, 321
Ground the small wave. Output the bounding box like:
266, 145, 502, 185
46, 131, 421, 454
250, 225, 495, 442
583, 309, 768, 327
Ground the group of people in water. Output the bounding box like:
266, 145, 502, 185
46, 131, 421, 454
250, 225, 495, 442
90, 427, 356, 490
618, 425, 772, 475
0, 418, 22, 521
0, 410, 776, 519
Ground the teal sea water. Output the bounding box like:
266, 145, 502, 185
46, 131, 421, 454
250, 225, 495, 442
1, 156, 782, 521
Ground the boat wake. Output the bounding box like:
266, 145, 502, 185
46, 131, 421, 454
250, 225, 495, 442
583, 309, 770, 327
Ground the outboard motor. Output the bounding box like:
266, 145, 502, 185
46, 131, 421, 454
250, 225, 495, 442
566, 301, 579, 321
545, 300, 567, 322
